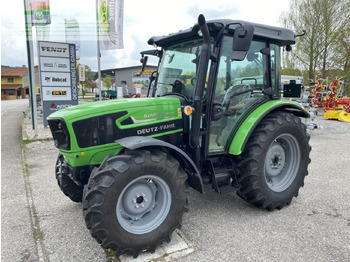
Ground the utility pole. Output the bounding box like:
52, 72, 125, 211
23, 0, 38, 136
96, 0, 102, 101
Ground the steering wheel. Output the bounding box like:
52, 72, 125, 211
170, 80, 185, 93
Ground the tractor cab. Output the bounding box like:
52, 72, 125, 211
143, 17, 299, 171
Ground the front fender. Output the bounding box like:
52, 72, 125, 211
228, 100, 309, 155
116, 136, 204, 194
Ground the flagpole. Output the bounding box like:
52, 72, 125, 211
96, 0, 102, 101
23, 0, 38, 136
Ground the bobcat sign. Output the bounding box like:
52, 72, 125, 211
38, 41, 78, 126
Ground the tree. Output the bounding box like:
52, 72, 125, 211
280, 0, 323, 81
82, 65, 93, 91
103, 76, 113, 90
280, 0, 349, 86
331, 17, 350, 95
91, 81, 98, 93
318, 0, 348, 78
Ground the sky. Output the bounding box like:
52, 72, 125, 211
1, 0, 292, 71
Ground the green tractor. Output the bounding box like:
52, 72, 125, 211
48, 14, 311, 257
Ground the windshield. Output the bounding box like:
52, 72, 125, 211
154, 39, 205, 100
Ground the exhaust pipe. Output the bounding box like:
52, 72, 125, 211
190, 14, 211, 166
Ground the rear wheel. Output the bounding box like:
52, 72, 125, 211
237, 111, 311, 210
55, 154, 83, 202
83, 149, 188, 258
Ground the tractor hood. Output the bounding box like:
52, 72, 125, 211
47, 97, 182, 122
47, 97, 183, 154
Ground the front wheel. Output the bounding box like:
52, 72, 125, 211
83, 149, 188, 258
55, 154, 83, 202
237, 111, 311, 211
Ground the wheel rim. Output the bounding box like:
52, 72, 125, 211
56, 156, 64, 185
116, 175, 171, 234
264, 134, 300, 192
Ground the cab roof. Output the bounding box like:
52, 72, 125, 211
148, 19, 296, 48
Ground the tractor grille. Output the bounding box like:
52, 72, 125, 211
72, 112, 127, 148
48, 119, 70, 150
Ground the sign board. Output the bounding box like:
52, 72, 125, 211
132, 70, 151, 90
40, 57, 70, 72
41, 72, 71, 86
79, 64, 85, 82
38, 41, 78, 126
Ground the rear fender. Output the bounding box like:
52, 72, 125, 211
116, 136, 204, 194
229, 100, 309, 155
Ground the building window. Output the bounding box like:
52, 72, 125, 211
7, 77, 14, 83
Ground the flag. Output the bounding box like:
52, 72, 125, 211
98, 0, 124, 50
36, 24, 50, 41
25, 0, 51, 26
79, 64, 85, 82
65, 19, 81, 61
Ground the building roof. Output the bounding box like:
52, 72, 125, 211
1, 67, 29, 77
101, 65, 158, 73
21, 66, 40, 76
101, 65, 158, 78
1, 84, 22, 90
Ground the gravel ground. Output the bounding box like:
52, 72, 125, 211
305, 111, 350, 136
19, 111, 350, 261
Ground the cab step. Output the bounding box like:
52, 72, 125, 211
205, 159, 240, 194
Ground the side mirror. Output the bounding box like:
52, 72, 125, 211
138, 55, 148, 76
212, 104, 224, 121
260, 47, 270, 56
231, 24, 255, 61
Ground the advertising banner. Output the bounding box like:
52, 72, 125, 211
25, 0, 51, 26
132, 71, 151, 89
38, 41, 78, 126
79, 64, 85, 82
65, 19, 81, 61
98, 0, 124, 50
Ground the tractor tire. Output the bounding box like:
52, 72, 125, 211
236, 111, 311, 211
82, 149, 188, 258
55, 154, 83, 202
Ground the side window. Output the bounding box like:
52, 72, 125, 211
270, 44, 281, 97
213, 37, 267, 104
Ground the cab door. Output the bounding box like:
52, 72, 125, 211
208, 36, 268, 153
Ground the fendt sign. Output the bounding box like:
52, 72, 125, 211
38, 41, 78, 126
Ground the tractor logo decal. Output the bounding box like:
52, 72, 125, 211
136, 123, 176, 135
115, 119, 183, 139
